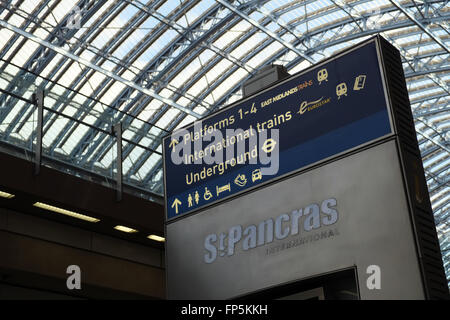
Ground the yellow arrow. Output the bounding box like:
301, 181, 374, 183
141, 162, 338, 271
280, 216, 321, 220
171, 198, 182, 214
169, 139, 179, 152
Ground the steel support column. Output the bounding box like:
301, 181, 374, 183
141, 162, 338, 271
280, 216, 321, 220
32, 89, 44, 175
113, 123, 123, 202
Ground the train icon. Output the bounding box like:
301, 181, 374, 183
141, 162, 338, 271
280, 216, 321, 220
336, 83, 348, 99
317, 68, 328, 85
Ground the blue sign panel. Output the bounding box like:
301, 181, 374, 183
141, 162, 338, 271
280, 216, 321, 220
163, 40, 392, 220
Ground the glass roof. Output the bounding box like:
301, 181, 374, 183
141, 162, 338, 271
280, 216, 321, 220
0, 0, 449, 282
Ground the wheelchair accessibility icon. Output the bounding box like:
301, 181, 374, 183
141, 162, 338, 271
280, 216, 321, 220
317, 68, 328, 85
336, 83, 347, 99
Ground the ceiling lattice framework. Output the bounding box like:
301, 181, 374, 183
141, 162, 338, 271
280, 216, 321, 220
0, 0, 448, 283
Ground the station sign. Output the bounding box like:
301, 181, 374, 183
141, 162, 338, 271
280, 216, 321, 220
163, 40, 393, 220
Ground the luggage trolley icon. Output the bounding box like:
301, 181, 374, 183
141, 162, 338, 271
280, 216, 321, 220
317, 68, 328, 85
336, 82, 347, 99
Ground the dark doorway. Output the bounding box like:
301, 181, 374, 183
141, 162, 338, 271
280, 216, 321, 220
238, 268, 359, 300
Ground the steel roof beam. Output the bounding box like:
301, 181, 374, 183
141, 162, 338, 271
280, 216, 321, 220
389, 0, 450, 54
406, 65, 450, 79
45, 1, 203, 161
411, 92, 449, 105
0, 0, 53, 68
0, 0, 116, 150
420, 142, 445, 158
433, 199, 450, 215
414, 104, 450, 118
384, 33, 449, 97
434, 202, 450, 221
66, 1, 196, 162
73, 1, 238, 165
215, 0, 315, 64
427, 164, 450, 182
97, 2, 262, 172
416, 129, 450, 155
0, 22, 202, 119
78, 18, 234, 168
0, 0, 100, 127
45, 2, 155, 156
413, 93, 447, 108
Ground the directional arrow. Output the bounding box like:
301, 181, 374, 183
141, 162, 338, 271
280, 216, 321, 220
169, 139, 179, 152
171, 198, 182, 214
